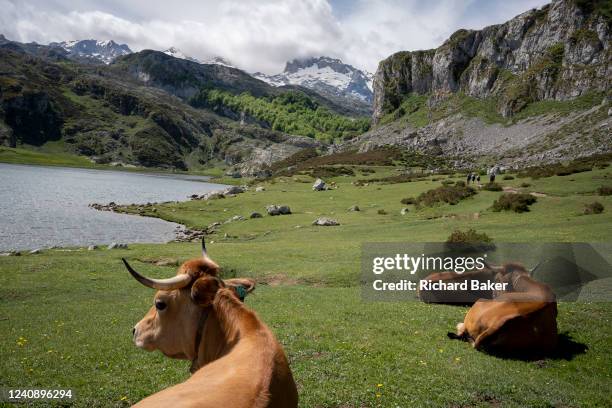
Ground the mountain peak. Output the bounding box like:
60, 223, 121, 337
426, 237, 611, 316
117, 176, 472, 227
255, 56, 373, 104
162, 47, 200, 63
162, 47, 235, 68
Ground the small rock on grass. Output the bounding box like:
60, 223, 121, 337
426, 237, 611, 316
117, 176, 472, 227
348, 205, 360, 212
312, 217, 340, 226
88, 245, 98, 251
312, 178, 326, 191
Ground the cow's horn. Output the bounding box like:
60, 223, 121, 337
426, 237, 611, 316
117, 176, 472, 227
122, 258, 192, 290
483, 260, 502, 271
202, 236, 207, 258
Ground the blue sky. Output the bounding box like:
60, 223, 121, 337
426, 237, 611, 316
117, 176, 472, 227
1, 0, 549, 73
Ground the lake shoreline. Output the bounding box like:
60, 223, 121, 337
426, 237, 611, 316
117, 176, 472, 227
0, 163, 227, 252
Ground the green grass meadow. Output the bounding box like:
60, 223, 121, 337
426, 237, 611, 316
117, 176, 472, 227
1, 164, 612, 407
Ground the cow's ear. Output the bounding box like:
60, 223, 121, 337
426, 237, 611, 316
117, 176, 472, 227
225, 278, 256, 295
191, 276, 221, 306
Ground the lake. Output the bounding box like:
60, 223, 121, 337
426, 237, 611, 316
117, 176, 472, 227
0, 163, 225, 251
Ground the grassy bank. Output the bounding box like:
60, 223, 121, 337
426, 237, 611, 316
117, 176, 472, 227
0, 146, 239, 183
1, 163, 611, 407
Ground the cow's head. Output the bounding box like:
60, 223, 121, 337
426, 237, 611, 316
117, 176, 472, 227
123, 238, 255, 361
486, 261, 543, 293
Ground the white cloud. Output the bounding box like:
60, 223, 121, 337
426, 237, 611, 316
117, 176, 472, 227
0, 0, 550, 74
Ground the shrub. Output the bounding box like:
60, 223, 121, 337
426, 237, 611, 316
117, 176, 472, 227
360, 174, 423, 184
311, 166, 354, 178
503, 175, 515, 180
597, 186, 612, 196
492, 193, 537, 213
455, 180, 466, 187
401, 197, 416, 205
441, 179, 454, 185
584, 201, 604, 215
483, 182, 503, 191
520, 182, 531, 188
446, 229, 493, 244
415, 185, 477, 207
518, 162, 592, 179
377, 209, 388, 215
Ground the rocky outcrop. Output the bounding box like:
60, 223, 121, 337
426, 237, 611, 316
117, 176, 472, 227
342, 99, 611, 168
372, 0, 611, 122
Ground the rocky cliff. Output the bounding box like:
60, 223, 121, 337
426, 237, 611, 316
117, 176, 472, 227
372, 0, 611, 122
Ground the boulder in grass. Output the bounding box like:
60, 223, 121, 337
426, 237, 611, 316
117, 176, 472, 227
250, 212, 263, 219
224, 185, 246, 195
88, 245, 98, 251
348, 205, 360, 212
312, 178, 326, 191
312, 217, 340, 226
255, 186, 266, 192
400, 208, 409, 215
266, 205, 291, 216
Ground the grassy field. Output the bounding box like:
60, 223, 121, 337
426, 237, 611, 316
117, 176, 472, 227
1, 164, 612, 407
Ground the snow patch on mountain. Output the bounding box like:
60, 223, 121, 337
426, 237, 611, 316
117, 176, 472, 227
253, 57, 373, 103
163, 47, 235, 68
50, 39, 131, 64
162, 46, 200, 63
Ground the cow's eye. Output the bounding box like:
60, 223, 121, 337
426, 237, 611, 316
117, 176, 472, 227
155, 300, 167, 311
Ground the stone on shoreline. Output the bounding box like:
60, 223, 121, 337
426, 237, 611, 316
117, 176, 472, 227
108, 242, 128, 250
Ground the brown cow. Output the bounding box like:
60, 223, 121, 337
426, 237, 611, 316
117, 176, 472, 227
418, 268, 498, 304
122, 239, 298, 408
450, 262, 558, 354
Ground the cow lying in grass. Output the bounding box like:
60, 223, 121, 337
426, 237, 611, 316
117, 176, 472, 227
123, 238, 298, 408
421, 262, 558, 355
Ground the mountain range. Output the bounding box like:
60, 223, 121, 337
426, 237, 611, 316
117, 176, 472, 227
0, 0, 610, 174
12, 37, 371, 111
50, 39, 132, 64
0, 35, 368, 174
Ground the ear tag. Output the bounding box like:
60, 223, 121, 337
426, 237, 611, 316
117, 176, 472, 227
235, 285, 247, 302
